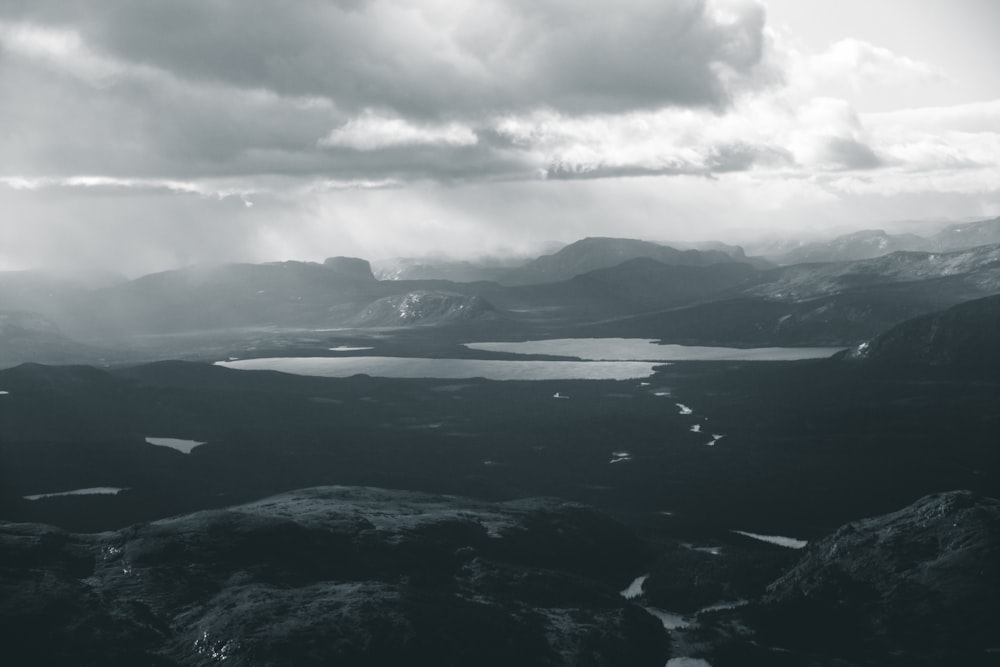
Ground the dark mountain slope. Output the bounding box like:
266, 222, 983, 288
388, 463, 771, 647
848, 293, 1000, 367
743, 490, 1000, 666
0, 311, 100, 367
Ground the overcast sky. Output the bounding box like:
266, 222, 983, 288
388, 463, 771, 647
1, 0, 998, 274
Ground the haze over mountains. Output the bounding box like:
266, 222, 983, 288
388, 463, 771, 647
3, 217, 1000, 367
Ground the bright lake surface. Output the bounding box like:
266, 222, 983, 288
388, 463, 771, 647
146, 437, 207, 454
216, 339, 842, 380
216, 357, 661, 380
465, 338, 845, 361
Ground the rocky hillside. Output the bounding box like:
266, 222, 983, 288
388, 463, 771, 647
350, 291, 499, 327
744, 490, 1000, 665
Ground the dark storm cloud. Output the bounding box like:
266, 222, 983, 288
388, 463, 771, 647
0, 1, 779, 187
0, 0, 771, 117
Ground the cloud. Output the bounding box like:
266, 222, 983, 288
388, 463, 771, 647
0, 0, 772, 116
319, 112, 479, 150
807, 38, 946, 92
0, 1, 998, 275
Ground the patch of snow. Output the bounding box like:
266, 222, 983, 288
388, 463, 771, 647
676, 403, 693, 415
0, 390, 9, 395
654, 391, 671, 397
690, 424, 701, 433
553, 392, 569, 399
145, 437, 206, 454
620, 574, 648, 600
24, 487, 126, 501
705, 434, 725, 446
329, 346, 375, 352
732, 530, 808, 549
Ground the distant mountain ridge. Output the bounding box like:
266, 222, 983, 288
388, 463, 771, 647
765, 216, 1000, 265
500, 237, 745, 285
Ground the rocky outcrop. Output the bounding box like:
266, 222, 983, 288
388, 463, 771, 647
351, 291, 498, 327
0, 486, 668, 666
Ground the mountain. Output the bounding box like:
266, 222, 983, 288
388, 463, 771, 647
847, 293, 1000, 367
746, 243, 1000, 301
66, 260, 389, 335
500, 237, 743, 286
567, 257, 759, 309
0, 486, 667, 666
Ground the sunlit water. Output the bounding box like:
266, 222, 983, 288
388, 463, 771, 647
214, 338, 840, 380
620, 574, 648, 600
216, 357, 662, 380
146, 437, 207, 454
732, 530, 808, 549
24, 487, 127, 501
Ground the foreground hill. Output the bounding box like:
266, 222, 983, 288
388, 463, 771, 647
744, 490, 1000, 666
848, 293, 1000, 367
0, 486, 666, 667
4, 486, 997, 666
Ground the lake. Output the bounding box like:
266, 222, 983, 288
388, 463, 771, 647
216, 356, 663, 380
464, 338, 845, 361
214, 338, 843, 380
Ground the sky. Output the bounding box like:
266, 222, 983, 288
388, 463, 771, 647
1, 0, 998, 275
